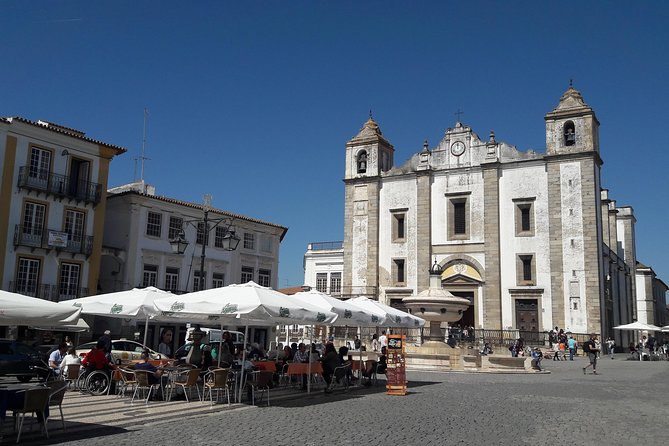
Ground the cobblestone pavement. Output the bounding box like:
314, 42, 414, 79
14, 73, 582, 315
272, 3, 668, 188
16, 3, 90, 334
6, 355, 669, 446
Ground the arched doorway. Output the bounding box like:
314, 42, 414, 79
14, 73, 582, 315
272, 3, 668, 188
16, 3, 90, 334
441, 260, 484, 330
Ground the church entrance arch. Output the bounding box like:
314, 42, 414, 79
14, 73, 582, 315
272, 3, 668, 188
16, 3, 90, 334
440, 259, 484, 330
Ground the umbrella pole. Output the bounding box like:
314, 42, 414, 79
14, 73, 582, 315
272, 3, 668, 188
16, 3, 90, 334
307, 325, 313, 394
218, 322, 224, 367
142, 315, 149, 347
359, 325, 363, 384
238, 323, 249, 403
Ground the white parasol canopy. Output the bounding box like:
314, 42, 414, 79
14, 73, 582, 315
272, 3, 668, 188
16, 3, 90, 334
153, 281, 337, 326
613, 321, 662, 332
291, 290, 376, 326
347, 296, 425, 328
61, 286, 175, 344
0, 290, 81, 326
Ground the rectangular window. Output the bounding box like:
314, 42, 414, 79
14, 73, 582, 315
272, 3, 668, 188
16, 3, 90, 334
260, 234, 273, 253
64, 209, 85, 252
196, 222, 209, 246
330, 272, 341, 296
142, 264, 158, 287
243, 232, 255, 250
392, 259, 406, 285
16, 258, 40, 296
516, 254, 535, 286
391, 210, 407, 242
514, 199, 535, 237
212, 273, 225, 288
22, 202, 46, 246
28, 147, 51, 187
447, 194, 470, 240
258, 269, 271, 287
59, 262, 80, 300
316, 273, 328, 293
241, 266, 254, 283
146, 212, 162, 237
194, 270, 206, 291
165, 267, 179, 292
168, 216, 183, 240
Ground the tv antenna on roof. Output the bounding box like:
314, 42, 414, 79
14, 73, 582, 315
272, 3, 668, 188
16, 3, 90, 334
133, 108, 151, 182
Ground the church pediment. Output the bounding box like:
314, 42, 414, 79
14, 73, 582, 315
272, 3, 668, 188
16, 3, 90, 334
443, 274, 482, 285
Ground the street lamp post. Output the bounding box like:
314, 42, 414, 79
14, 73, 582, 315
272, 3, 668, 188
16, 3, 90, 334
169, 194, 241, 291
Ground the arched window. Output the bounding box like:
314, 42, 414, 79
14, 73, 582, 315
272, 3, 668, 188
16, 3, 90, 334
357, 151, 367, 174
563, 121, 575, 146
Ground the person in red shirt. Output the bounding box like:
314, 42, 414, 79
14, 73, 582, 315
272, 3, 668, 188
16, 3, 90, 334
82, 340, 113, 371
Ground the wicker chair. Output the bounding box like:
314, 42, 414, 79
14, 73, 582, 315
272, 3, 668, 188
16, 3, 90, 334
14, 387, 50, 443
245, 371, 273, 406
171, 368, 202, 402
46, 380, 68, 431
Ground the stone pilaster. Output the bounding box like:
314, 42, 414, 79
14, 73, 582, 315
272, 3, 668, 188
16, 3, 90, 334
342, 183, 355, 296
482, 164, 502, 329
416, 172, 432, 293
546, 161, 565, 329
579, 157, 603, 334
366, 181, 380, 297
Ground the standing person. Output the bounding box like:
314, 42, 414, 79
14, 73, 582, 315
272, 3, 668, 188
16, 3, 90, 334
64, 336, 73, 348
582, 334, 600, 375
371, 334, 379, 352
594, 336, 602, 359
158, 328, 173, 358
567, 336, 576, 361
98, 330, 112, 360
354, 335, 361, 350
379, 331, 388, 350
606, 337, 616, 359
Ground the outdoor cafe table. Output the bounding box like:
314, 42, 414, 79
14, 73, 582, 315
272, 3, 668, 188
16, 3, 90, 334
251, 361, 277, 372
286, 362, 323, 376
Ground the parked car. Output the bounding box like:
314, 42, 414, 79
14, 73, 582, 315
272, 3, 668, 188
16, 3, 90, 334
76, 339, 168, 362
0, 339, 47, 382
174, 340, 244, 363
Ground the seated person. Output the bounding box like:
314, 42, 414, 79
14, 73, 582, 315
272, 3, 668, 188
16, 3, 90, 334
82, 340, 114, 372
377, 347, 388, 374
309, 344, 320, 363
60, 346, 82, 377
337, 346, 354, 383
320, 343, 340, 391
293, 343, 309, 363
133, 351, 162, 385
48, 342, 68, 376
249, 343, 265, 360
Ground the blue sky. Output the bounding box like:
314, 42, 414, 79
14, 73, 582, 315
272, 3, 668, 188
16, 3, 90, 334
3, 1, 668, 287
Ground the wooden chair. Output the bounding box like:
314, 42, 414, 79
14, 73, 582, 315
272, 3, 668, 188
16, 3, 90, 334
203, 368, 230, 406
14, 387, 50, 443
245, 371, 273, 406
171, 368, 201, 402
46, 380, 68, 431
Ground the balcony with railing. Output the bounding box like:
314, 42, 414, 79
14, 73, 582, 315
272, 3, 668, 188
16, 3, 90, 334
8, 281, 89, 302
14, 225, 94, 257
17, 166, 102, 206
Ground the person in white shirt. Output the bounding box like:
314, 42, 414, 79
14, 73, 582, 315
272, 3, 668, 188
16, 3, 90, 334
60, 346, 82, 377
379, 331, 388, 350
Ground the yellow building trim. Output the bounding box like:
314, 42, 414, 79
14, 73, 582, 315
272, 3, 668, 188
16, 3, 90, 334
0, 136, 18, 285
442, 264, 482, 281
87, 146, 112, 292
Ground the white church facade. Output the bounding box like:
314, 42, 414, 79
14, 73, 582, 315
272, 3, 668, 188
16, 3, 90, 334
305, 86, 666, 342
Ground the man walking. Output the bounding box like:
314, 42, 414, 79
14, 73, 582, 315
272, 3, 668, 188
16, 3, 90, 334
583, 334, 600, 375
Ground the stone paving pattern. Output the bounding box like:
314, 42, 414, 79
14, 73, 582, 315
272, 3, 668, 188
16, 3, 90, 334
4, 356, 669, 446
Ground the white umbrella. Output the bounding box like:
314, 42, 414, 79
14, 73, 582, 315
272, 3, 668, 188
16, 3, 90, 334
347, 296, 425, 328
613, 321, 662, 332
30, 318, 90, 333
154, 281, 338, 402
0, 290, 81, 326
292, 290, 375, 327
661, 326, 669, 333
61, 286, 174, 345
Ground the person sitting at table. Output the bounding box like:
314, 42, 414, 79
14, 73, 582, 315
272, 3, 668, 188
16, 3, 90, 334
60, 346, 81, 377
133, 351, 162, 384
338, 346, 355, 383
249, 343, 265, 360
293, 343, 308, 363
185, 328, 207, 368
321, 343, 340, 393
48, 342, 68, 376
82, 340, 114, 372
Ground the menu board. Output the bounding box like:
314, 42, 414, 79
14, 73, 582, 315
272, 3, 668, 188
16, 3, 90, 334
385, 334, 407, 396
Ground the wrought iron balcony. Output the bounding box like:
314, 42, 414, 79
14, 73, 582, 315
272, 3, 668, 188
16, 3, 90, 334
14, 225, 94, 256
17, 166, 102, 206
8, 281, 89, 302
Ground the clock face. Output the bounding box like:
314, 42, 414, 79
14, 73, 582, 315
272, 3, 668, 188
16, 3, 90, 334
451, 141, 465, 156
